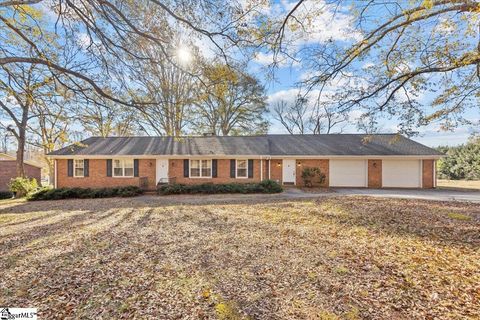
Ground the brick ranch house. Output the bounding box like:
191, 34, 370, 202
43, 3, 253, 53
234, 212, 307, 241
0, 153, 42, 191
48, 134, 443, 190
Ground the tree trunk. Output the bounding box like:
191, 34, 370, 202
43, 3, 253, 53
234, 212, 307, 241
16, 126, 26, 178
16, 104, 29, 178
221, 124, 230, 136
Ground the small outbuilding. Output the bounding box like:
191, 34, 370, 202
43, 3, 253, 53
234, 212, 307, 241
0, 153, 42, 191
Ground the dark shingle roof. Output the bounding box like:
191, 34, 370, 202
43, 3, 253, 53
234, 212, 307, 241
48, 134, 443, 157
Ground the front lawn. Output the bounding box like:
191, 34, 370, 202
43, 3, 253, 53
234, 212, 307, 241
0, 196, 478, 319
438, 179, 480, 191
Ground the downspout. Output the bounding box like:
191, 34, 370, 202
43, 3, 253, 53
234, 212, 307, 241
54, 159, 57, 189
266, 156, 271, 180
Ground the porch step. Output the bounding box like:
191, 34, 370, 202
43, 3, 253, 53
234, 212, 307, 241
143, 190, 157, 195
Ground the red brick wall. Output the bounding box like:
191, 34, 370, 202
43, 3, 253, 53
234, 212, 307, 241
422, 159, 434, 189
295, 159, 329, 187
56, 159, 156, 190
169, 159, 268, 184
269, 159, 283, 183
0, 161, 41, 191
54, 157, 438, 190
368, 159, 382, 188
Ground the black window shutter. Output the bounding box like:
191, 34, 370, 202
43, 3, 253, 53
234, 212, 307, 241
84, 159, 89, 177
134, 159, 139, 177
248, 159, 254, 178
67, 159, 73, 177
106, 159, 112, 177
212, 159, 218, 178
230, 159, 236, 178
183, 159, 189, 177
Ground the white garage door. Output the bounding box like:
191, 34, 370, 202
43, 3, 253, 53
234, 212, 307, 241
329, 160, 367, 187
382, 160, 421, 188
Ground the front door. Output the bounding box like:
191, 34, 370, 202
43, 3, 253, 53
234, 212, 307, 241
282, 159, 296, 184
156, 159, 169, 184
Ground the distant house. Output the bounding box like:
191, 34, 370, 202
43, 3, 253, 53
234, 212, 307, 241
47, 134, 443, 190
0, 153, 42, 191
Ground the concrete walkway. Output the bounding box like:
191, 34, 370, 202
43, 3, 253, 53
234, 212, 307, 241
333, 188, 480, 203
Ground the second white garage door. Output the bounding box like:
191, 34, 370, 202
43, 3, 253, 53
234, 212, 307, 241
329, 160, 367, 187
382, 160, 421, 188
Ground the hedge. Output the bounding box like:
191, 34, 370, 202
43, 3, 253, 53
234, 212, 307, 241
28, 186, 143, 201
158, 180, 282, 195
0, 191, 13, 200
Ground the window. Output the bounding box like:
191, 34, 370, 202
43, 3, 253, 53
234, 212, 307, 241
113, 159, 134, 177
190, 159, 212, 178
236, 159, 248, 178
74, 159, 84, 177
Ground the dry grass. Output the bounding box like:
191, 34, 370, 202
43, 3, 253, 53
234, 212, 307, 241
438, 179, 480, 191
0, 196, 479, 319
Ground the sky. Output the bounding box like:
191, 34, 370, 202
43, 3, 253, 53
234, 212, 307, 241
252, 60, 477, 148
243, 0, 478, 148
6, 0, 476, 149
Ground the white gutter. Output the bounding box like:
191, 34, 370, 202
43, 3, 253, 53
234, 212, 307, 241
54, 159, 57, 188
47, 154, 443, 160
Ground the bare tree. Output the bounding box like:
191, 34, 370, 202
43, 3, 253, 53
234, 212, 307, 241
268, 0, 480, 133
132, 39, 200, 136
0, 63, 53, 177
356, 114, 380, 135
80, 99, 139, 137
311, 103, 347, 134
273, 94, 346, 134
273, 95, 309, 134
194, 63, 268, 136
0, 0, 268, 108
28, 94, 71, 183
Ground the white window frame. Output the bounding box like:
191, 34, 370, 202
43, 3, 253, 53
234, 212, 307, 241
236, 159, 248, 179
73, 159, 84, 178
113, 159, 134, 178
189, 159, 212, 178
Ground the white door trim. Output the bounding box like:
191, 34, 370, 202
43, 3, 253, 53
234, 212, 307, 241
282, 159, 296, 185
156, 159, 169, 184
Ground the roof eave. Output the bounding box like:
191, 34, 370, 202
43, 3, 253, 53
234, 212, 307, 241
47, 154, 444, 159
